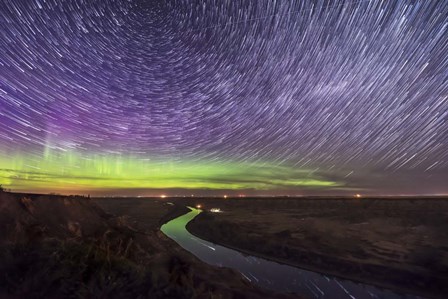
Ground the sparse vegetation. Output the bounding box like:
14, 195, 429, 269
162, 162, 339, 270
0, 193, 292, 299
1, 240, 146, 298
187, 197, 448, 298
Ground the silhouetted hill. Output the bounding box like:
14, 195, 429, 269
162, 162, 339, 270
0, 192, 296, 298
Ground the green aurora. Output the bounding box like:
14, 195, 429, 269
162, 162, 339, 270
0, 150, 342, 195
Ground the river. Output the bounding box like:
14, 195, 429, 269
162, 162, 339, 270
161, 207, 422, 299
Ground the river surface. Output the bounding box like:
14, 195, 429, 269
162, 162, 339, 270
161, 208, 422, 299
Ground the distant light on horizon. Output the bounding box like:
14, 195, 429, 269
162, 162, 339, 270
0, 0, 446, 195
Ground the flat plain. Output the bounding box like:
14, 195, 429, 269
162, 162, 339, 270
186, 197, 448, 299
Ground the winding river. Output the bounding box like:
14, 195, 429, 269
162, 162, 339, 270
161, 208, 422, 299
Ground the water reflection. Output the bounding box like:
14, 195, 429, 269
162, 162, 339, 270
161, 208, 422, 299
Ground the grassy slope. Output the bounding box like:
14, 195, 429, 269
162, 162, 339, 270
0, 192, 297, 299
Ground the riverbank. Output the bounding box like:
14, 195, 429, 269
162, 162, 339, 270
94, 197, 190, 230
186, 197, 448, 299
0, 192, 297, 298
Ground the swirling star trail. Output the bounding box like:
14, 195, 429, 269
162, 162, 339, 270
0, 0, 447, 195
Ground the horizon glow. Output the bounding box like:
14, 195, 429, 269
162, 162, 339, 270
0, 0, 447, 195
0, 149, 341, 194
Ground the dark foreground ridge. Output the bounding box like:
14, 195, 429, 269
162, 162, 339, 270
0, 192, 296, 299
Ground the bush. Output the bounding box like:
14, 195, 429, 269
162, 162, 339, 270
0, 240, 153, 298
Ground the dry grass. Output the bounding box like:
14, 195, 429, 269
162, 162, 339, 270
187, 197, 448, 298
0, 193, 297, 299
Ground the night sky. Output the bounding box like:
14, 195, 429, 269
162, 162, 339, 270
0, 0, 447, 196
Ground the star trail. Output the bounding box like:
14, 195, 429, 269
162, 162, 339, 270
0, 0, 447, 195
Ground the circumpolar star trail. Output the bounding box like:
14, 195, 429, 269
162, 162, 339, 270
0, 0, 447, 195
